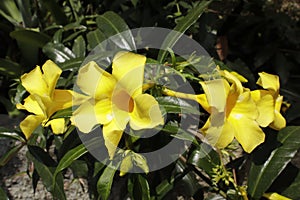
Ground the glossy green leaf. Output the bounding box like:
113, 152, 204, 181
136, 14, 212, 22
43, 42, 75, 63
10, 29, 51, 48
161, 122, 196, 143
0, 127, 25, 142
187, 142, 220, 176
156, 96, 201, 116
86, 29, 106, 50
27, 150, 66, 200
50, 108, 72, 119
0, 143, 23, 167
96, 11, 135, 50
53, 144, 88, 186
72, 35, 86, 58
157, 1, 211, 63
97, 162, 119, 200
0, 186, 9, 200
248, 126, 300, 199
60, 57, 84, 71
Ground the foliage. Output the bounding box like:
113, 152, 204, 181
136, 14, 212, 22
0, 0, 299, 200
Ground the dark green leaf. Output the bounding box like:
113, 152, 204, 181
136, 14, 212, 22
282, 169, 300, 199
16, 0, 33, 27
72, 35, 86, 58
161, 122, 196, 143
131, 175, 150, 200
97, 163, 119, 200
60, 57, 84, 71
86, 29, 106, 50
156, 96, 201, 116
96, 11, 135, 50
10, 29, 51, 48
0, 0, 22, 24
27, 151, 66, 200
157, 1, 212, 63
43, 42, 75, 63
248, 126, 300, 199
0, 143, 23, 167
50, 107, 73, 119
53, 144, 88, 185
187, 143, 220, 176
0, 127, 25, 142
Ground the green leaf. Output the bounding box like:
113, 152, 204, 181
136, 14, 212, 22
16, 0, 33, 27
156, 96, 201, 116
131, 175, 150, 200
86, 29, 106, 50
27, 146, 66, 200
53, 144, 88, 186
0, 58, 21, 78
187, 142, 220, 176
39, 0, 68, 25
50, 107, 73, 119
72, 35, 86, 58
97, 163, 119, 200
157, 1, 211, 63
10, 29, 51, 48
96, 11, 135, 50
0, 143, 23, 167
0, 0, 22, 24
248, 126, 300, 199
161, 122, 196, 143
0, 186, 9, 200
60, 57, 84, 71
43, 42, 75, 63
0, 127, 25, 142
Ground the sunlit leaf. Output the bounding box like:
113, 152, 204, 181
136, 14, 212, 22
97, 163, 119, 200
43, 42, 75, 63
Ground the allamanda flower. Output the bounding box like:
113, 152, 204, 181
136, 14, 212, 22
72, 51, 164, 159
17, 60, 82, 139
251, 72, 286, 130
198, 70, 266, 153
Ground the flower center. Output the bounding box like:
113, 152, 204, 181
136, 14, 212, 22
112, 90, 134, 112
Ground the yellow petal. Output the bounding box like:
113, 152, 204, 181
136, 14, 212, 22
41, 60, 62, 97
196, 94, 210, 112
16, 95, 45, 116
46, 118, 66, 134
230, 71, 248, 83
49, 90, 78, 115
94, 98, 113, 125
228, 114, 265, 153
112, 51, 146, 96
129, 94, 164, 130
222, 70, 244, 94
199, 79, 229, 113
77, 61, 116, 99
251, 90, 275, 127
21, 66, 48, 96
257, 72, 279, 92
270, 96, 286, 130
230, 91, 258, 120
202, 116, 234, 149
20, 115, 45, 139
102, 121, 124, 159
71, 101, 99, 133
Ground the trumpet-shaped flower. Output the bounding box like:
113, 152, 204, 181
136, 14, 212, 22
198, 70, 266, 153
252, 72, 286, 130
17, 60, 82, 139
71, 51, 164, 159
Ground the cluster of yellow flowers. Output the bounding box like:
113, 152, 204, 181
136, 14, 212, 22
17, 51, 286, 158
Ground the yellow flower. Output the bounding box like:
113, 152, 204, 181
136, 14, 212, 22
253, 72, 286, 130
198, 70, 265, 153
72, 51, 164, 159
17, 60, 81, 139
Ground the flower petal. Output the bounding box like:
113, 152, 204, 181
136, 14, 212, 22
71, 101, 99, 133
251, 90, 275, 127
230, 91, 258, 120
41, 60, 62, 97
228, 114, 265, 153
94, 98, 113, 125
112, 51, 146, 96
21, 66, 48, 96
200, 79, 229, 113
102, 121, 124, 159
201, 116, 234, 149
20, 115, 45, 139
270, 95, 286, 130
46, 118, 66, 134
257, 72, 279, 92
16, 95, 45, 116
129, 94, 164, 130
77, 61, 116, 99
